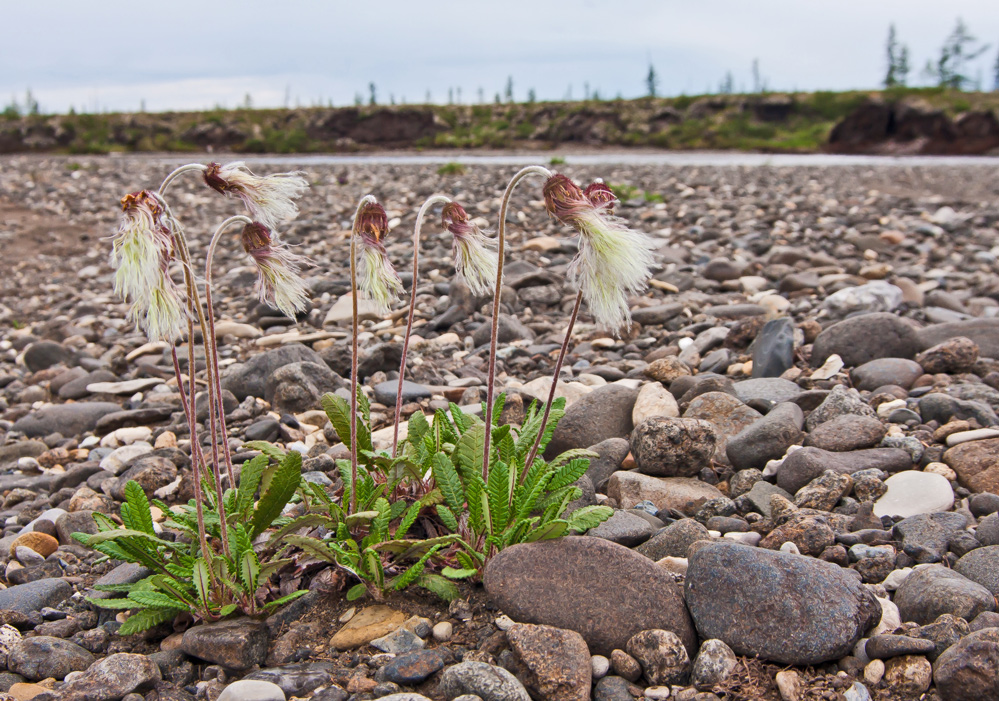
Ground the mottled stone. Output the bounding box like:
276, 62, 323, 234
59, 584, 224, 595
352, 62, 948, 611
180, 618, 268, 669
726, 402, 804, 472
631, 417, 718, 478
685, 541, 881, 665
484, 537, 696, 657
7, 636, 95, 680
545, 385, 638, 459
606, 472, 723, 515
776, 447, 911, 494
895, 565, 995, 625
506, 623, 591, 701
804, 415, 886, 452
626, 629, 690, 686
812, 313, 920, 367
945, 438, 999, 494
933, 628, 999, 700
438, 661, 531, 701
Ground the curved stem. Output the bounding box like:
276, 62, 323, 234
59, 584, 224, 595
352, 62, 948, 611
482, 166, 552, 480
205, 215, 254, 492
158, 163, 207, 196
349, 195, 378, 514
392, 194, 452, 458
521, 289, 582, 480
150, 191, 232, 559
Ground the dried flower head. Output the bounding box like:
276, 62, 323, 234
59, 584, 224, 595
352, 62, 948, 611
354, 201, 404, 315
543, 174, 654, 331
110, 191, 187, 342
441, 202, 497, 297
240, 222, 309, 319
203, 162, 308, 229
584, 180, 617, 213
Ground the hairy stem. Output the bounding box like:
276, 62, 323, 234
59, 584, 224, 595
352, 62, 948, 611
482, 166, 552, 480
520, 289, 582, 482
151, 192, 232, 559
204, 215, 254, 492
349, 195, 378, 514
392, 194, 452, 458
158, 163, 207, 195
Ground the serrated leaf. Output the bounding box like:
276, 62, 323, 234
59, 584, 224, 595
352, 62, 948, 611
251, 450, 302, 538
453, 422, 486, 477
549, 457, 591, 491
346, 583, 368, 601
442, 566, 477, 579
430, 452, 464, 512
118, 607, 176, 636
85, 596, 137, 610
242, 441, 287, 461
486, 460, 510, 532
567, 505, 614, 532
237, 454, 269, 516
407, 410, 430, 445
436, 504, 458, 532
263, 589, 308, 611
525, 519, 569, 542
465, 472, 486, 535
448, 402, 471, 433
415, 573, 459, 601
129, 590, 189, 611
321, 392, 354, 449
219, 603, 238, 617
395, 501, 422, 539
371, 497, 390, 541
123, 481, 155, 535
392, 543, 445, 591
192, 559, 210, 610
284, 535, 339, 564
239, 550, 260, 594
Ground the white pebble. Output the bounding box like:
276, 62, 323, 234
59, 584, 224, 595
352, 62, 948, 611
876, 399, 906, 418
645, 686, 671, 700
779, 542, 801, 555
494, 614, 515, 631
946, 428, 999, 447
881, 568, 912, 591
591, 654, 609, 679
864, 659, 885, 685
432, 621, 453, 642
723, 531, 761, 546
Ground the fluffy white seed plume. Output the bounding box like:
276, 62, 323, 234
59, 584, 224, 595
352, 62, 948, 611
203, 161, 308, 229
440, 201, 497, 297
543, 174, 655, 332
110, 191, 188, 342
240, 222, 310, 319
354, 201, 404, 315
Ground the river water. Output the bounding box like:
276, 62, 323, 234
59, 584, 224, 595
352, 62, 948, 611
153, 151, 999, 168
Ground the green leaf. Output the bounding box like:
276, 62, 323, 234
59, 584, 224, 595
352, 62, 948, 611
219, 603, 238, 617
567, 505, 613, 532
407, 410, 430, 445
258, 557, 293, 580
465, 472, 486, 535
436, 504, 458, 532
448, 402, 471, 433
395, 501, 422, 540
392, 544, 444, 590
85, 596, 137, 610
122, 481, 155, 535
486, 460, 511, 532
362, 549, 384, 589
525, 519, 568, 542
371, 497, 391, 541
346, 583, 368, 601
284, 535, 339, 564
483, 392, 506, 428
118, 607, 176, 636
262, 589, 308, 612
430, 452, 464, 512
237, 454, 269, 516
129, 591, 189, 611
321, 392, 354, 449
442, 566, 477, 580
415, 573, 459, 601
549, 457, 592, 491
242, 441, 287, 461
344, 510, 380, 526
239, 550, 260, 594
251, 450, 302, 539
268, 513, 338, 545
453, 423, 486, 478
192, 559, 210, 610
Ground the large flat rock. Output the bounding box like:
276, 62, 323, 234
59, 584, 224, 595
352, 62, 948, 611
484, 537, 696, 657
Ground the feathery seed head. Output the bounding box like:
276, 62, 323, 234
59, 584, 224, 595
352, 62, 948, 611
110, 190, 187, 342
543, 174, 655, 333
239, 222, 309, 319
202, 161, 308, 229
584, 180, 617, 213
353, 201, 403, 315
441, 201, 497, 297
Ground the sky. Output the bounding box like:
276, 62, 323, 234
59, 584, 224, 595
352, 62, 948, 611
4, 1, 999, 114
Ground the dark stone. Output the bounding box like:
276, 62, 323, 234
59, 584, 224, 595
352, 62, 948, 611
12, 402, 122, 438
109, 456, 177, 500
23, 341, 72, 372
266, 362, 344, 414
631, 304, 684, 326
222, 344, 324, 401
726, 402, 803, 471
55, 652, 161, 699
194, 389, 238, 422
94, 406, 175, 434
373, 380, 432, 406
955, 546, 999, 596
58, 369, 117, 399
893, 511, 969, 564
630, 417, 717, 478
866, 634, 937, 659
750, 318, 794, 378
484, 537, 696, 657
180, 618, 268, 670
244, 662, 337, 697
916, 337, 979, 374
8, 560, 62, 585
244, 419, 280, 442
776, 447, 911, 494
587, 511, 655, 546
685, 541, 880, 665
895, 565, 995, 625
635, 518, 710, 560
545, 385, 638, 459
933, 628, 999, 700
582, 438, 631, 492
472, 315, 536, 347
811, 313, 920, 367
804, 415, 887, 452
919, 393, 998, 428
7, 636, 95, 680
379, 650, 444, 685
918, 319, 999, 360
0, 578, 72, 614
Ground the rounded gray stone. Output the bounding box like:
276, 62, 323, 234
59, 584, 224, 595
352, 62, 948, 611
439, 661, 530, 701
631, 417, 717, 478
895, 564, 996, 625
545, 385, 638, 459
812, 312, 920, 367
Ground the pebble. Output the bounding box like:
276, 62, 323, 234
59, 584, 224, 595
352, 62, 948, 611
873, 470, 954, 518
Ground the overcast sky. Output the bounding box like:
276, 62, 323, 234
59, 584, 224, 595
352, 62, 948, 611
4, 1, 999, 114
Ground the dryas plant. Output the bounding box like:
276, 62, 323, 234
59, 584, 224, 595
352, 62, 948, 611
77, 161, 310, 631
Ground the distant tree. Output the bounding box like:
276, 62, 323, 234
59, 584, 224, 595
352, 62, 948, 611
885, 24, 900, 87
994, 46, 999, 90
478, 87, 485, 103
426, 90, 432, 104
646, 63, 659, 97
527, 88, 536, 103
505, 76, 514, 102
242, 93, 253, 109
354, 92, 363, 106
927, 18, 989, 90
752, 59, 761, 92
719, 72, 734, 94
565, 85, 573, 101
495, 92, 501, 104
592, 89, 602, 101
448, 87, 454, 104
368, 82, 377, 105
897, 45, 911, 86
139, 99, 146, 112
584, 81, 590, 100
457, 87, 462, 103
390, 94, 396, 105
